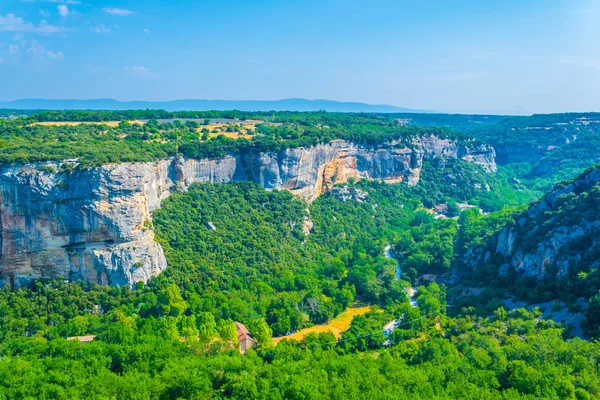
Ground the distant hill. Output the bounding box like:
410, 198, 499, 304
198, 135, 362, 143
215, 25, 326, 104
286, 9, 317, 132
0, 98, 428, 113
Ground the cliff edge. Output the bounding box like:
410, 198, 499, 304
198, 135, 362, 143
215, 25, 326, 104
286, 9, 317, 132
0, 136, 495, 286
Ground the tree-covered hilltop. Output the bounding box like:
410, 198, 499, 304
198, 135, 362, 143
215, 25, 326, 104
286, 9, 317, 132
0, 111, 465, 166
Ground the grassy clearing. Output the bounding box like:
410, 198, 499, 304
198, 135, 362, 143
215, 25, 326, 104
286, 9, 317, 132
198, 121, 261, 139
273, 305, 371, 344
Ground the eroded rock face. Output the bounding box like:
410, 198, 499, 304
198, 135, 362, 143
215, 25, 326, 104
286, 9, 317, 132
462, 167, 600, 280
332, 186, 368, 202
0, 160, 174, 287
0, 136, 496, 287
244, 137, 495, 201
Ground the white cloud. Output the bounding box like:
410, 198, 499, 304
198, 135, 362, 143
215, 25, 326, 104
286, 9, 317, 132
46, 50, 63, 60
0, 14, 66, 34
0, 42, 21, 65
103, 8, 133, 16
37, 20, 66, 34
125, 66, 159, 79
12, 33, 23, 41
57, 5, 69, 17
90, 25, 111, 33
39, 9, 50, 18
27, 41, 45, 59
0, 14, 30, 31
8, 44, 20, 62
143, 28, 150, 34
27, 40, 64, 64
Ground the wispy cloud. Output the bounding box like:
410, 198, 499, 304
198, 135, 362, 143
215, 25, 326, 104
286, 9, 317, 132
90, 25, 111, 34
57, 5, 69, 17
435, 71, 485, 82
521, 55, 600, 67
0, 42, 20, 64
556, 56, 599, 68
8, 44, 19, 63
39, 9, 50, 18
143, 28, 150, 34
124, 66, 159, 79
27, 40, 64, 64
47, 0, 81, 4
103, 8, 133, 16
0, 13, 66, 34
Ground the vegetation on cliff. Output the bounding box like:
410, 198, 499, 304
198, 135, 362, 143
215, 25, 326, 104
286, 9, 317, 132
453, 166, 600, 337
0, 111, 463, 166
2, 110, 600, 398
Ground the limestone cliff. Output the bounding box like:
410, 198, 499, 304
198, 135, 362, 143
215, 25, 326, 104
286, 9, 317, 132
462, 167, 600, 280
0, 136, 495, 287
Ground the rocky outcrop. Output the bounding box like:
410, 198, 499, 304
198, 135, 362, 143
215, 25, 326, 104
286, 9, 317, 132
462, 167, 600, 280
0, 136, 496, 287
245, 137, 495, 201
0, 160, 174, 287
332, 186, 368, 202
493, 144, 549, 165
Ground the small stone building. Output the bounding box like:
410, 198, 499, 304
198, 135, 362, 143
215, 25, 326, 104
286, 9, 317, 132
235, 321, 257, 354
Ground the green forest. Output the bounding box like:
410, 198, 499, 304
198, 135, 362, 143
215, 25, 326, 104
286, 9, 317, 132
2, 179, 599, 399
1, 110, 600, 398
0, 112, 459, 166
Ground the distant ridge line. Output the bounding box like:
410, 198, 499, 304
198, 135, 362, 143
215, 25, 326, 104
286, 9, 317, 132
0, 98, 430, 113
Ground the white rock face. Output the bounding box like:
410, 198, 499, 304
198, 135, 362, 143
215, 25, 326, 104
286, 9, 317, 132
463, 167, 600, 280
496, 227, 516, 257
0, 160, 174, 286
0, 136, 496, 287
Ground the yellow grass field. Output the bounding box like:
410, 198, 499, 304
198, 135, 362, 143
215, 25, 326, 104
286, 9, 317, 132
31, 120, 146, 127
199, 121, 261, 139
273, 305, 371, 344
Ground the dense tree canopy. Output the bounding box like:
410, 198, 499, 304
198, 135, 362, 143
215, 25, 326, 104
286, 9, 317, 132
1, 110, 600, 398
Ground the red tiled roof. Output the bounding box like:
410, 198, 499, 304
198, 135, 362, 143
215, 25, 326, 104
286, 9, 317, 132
235, 321, 255, 343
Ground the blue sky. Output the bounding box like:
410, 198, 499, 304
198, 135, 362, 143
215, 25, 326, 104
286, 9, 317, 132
0, 0, 599, 114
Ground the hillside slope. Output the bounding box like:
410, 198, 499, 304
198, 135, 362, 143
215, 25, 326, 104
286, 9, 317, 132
464, 166, 600, 281
457, 166, 600, 336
